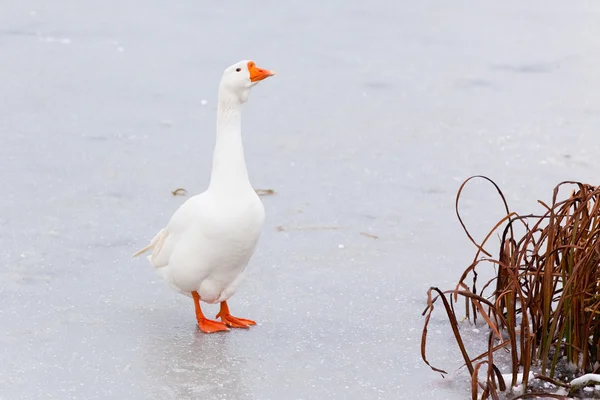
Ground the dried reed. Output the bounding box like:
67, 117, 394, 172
422, 176, 600, 399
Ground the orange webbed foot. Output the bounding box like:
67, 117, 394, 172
216, 301, 257, 329
216, 313, 256, 328
192, 291, 230, 334
197, 318, 230, 333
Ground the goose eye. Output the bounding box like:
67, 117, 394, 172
235, 68, 241, 72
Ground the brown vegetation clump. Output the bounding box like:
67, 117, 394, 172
421, 176, 600, 399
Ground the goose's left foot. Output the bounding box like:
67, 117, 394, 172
216, 301, 257, 329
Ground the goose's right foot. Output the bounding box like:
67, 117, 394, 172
192, 291, 229, 333
197, 318, 230, 333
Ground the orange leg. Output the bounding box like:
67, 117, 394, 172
192, 291, 229, 333
215, 301, 256, 329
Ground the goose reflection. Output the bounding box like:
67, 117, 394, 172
142, 310, 251, 400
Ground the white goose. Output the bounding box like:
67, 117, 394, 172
134, 60, 275, 333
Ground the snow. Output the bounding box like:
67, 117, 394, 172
1, 0, 600, 399
571, 373, 600, 387
502, 372, 535, 386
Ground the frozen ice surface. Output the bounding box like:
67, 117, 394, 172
1, 1, 600, 399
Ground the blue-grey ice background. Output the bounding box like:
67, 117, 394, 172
1, 1, 600, 399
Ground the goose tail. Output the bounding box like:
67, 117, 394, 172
133, 228, 168, 259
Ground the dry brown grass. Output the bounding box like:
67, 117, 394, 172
421, 176, 600, 399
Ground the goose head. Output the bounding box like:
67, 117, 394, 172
219, 60, 275, 103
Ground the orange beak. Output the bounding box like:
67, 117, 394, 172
248, 61, 275, 82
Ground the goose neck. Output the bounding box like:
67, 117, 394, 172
209, 91, 250, 191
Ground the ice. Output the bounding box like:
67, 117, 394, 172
1, 0, 600, 399
38, 36, 72, 44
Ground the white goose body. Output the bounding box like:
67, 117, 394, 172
135, 60, 274, 332
153, 182, 265, 304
